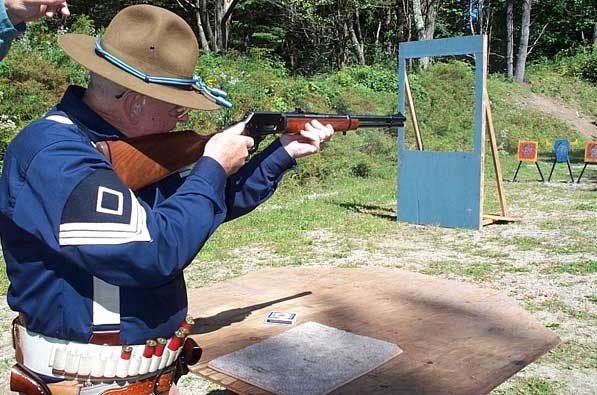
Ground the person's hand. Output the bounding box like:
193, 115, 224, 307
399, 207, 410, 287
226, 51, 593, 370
4, 0, 70, 26
280, 119, 334, 159
203, 122, 254, 176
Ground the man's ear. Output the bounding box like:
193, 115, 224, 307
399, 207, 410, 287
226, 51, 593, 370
123, 93, 142, 124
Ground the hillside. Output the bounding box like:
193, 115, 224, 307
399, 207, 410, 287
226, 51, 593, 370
523, 93, 596, 139
2, 36, 596, 177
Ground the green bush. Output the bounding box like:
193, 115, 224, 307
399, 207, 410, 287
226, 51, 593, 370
341, 64, 398, 93
554, 46, 597, 83
351, 161, 371, 178
0, 17, 91, 133
0, 112, 17, 156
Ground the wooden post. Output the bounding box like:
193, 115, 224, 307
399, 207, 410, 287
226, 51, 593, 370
404, 75, 424, 151
483, 31, 508, 218
484, 94, 508, 217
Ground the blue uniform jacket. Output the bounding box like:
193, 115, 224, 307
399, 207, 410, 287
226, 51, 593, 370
0, 86, 296, 345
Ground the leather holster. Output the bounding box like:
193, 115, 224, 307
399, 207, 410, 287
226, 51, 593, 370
173, 337, 203, 383
10, 363, 51, 395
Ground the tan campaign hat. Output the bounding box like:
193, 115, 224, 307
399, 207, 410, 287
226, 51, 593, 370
58, 5, 227, 110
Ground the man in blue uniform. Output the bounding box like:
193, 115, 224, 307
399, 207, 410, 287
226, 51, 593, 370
0, 5, 334, 394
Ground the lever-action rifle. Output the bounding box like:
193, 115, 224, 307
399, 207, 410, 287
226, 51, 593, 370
96, 109, 406, 191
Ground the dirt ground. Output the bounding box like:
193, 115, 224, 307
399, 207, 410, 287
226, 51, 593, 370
522, 92, 597, 139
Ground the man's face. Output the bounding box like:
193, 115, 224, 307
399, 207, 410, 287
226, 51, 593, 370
123, 92, 190, 137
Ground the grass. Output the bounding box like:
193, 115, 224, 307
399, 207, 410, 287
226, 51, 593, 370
463, 262, 495, 278
550, 260, 597, 275
175, 153, 596, 394
527, 297, 597, 321
189, 149, 595, 278
546, 243, 597, 255
544, 340, 597, 370
195, 174, 400, 264
423, 260, 496, 279
511, 236, 545, 251
492, 377, 565, 395
0, 36, 587, 162
0, 255, 7, 296
0, 146, 595, 393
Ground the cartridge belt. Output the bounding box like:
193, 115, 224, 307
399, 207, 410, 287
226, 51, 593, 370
13, 324, 182, 381
11, 362, 175, 395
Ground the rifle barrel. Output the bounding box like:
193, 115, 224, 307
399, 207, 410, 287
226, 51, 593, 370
352, 114, 406, 128
283, 112, 406, 128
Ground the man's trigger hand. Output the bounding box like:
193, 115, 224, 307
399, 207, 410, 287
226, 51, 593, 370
203, 122, 254, 176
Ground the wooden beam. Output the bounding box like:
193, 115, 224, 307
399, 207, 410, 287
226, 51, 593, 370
484, 93, 508, 217
404, 75, 424, 151
482, 32, 508, 217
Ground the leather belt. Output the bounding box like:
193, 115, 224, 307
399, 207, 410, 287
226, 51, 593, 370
11, 362, 175, 395
11, 316, 202, 395
12, 322, 180, 379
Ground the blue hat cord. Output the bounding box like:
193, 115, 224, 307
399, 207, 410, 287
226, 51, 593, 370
94, 38, 232, 108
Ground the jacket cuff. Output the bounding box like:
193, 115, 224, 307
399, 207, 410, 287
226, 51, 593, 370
190, 156, 228, 194
261, 139, 297, 174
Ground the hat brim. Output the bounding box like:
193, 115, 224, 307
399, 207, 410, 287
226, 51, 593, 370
59, 34, 221, 111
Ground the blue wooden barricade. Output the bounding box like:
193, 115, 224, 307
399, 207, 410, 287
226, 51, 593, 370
397, 36, 487, 229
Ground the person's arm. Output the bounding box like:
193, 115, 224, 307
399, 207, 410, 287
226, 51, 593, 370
223, 119, 335, 219
6, 130, 230, 289
4, 0, 69, 25
223, 139, 296, 220
0, 1, 25, 60
135, 139, 296, 222
150, 121, 333, 221
0, 0, 70, 60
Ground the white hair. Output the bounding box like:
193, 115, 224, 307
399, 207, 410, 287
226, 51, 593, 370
87, 73, 127, 99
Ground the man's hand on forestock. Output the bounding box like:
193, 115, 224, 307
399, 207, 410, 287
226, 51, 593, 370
5, 0, 70, 26
203, 121, 254, 176
280, 119, 335, 159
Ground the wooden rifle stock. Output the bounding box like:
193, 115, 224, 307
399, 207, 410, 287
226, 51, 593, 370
96, 130, 212, 191
97, 110, 406, 191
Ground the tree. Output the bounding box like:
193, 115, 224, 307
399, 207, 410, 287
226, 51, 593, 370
506, 0, 514, 77
412, 0, 440, 69
177, 0, 210, 50
462, 0, 488, 35
63, 0, 594, 76
347, 5, 366, 65
514, 0, 531, 83
175, 0, 242, 51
